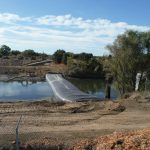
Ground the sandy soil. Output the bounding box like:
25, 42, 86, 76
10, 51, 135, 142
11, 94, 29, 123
0, 93, 150, 148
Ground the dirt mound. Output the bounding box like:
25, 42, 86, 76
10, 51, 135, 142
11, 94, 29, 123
22, 127, 150, 150
71, 127, 150, 150
105, 101, 125, 112
123, 92, 150, 103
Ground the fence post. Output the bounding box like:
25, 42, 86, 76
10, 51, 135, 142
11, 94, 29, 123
16, 115, 22, 150
105, 76, 113, 99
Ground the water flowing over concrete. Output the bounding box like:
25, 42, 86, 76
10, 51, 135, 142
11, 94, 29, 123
46, 74, 97, 102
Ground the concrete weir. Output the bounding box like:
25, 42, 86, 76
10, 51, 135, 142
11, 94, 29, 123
46, 74, 97, 102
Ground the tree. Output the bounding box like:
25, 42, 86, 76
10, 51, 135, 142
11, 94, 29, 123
106, 30, 144, 94
40, 52, 48, 60
53, 49, 66, 63
73, 52, 93, 61
10, 50, 21, 56
67, 57, 87, 77
67, 57, 103, 78
0, 45, 11, 56
62, 53, 67, 64
139, 31, 150, 73
22, 49, 37, 57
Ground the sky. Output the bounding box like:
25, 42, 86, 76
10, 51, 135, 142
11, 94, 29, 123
0, 0, 150, 56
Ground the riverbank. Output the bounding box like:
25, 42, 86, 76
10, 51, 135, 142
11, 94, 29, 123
0, 92, 150, 149
0, 64, 67, 80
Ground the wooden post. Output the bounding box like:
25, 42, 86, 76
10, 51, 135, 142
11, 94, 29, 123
105, 76, 112, 99
105, 81, 111, 99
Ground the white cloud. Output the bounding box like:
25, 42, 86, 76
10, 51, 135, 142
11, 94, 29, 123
0, 13, 150, 55
0, 13, 31, 24
36, 14, 150, 32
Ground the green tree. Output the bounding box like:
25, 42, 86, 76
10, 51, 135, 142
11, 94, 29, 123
53, 49, 66, 63
73, 52, 93, 61
22, 49, 37, 57
62, 53, 67, 64
67, 58, 87, 77
106, 30, 144, 94
0, 45, 11, 56
139, 31, 150, 73
67, 57, 103, 78
87, 58, 103, 76
10, 50, 21, 56
40, 53, 48, 60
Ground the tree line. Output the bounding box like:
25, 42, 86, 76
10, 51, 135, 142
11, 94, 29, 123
53, 49, 104, 78
0, 45, 48, 59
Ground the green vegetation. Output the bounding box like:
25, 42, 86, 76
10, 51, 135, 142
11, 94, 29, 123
52, 50, 104, 78
0, 45, 48, 59
105, 30, 150, 95
53, 49, 66, 64
0, 45, 11, 57
22, 49, 38, 57
0, 45, 50, 67
53, 49, 74, 64
10, 50, 21, 56
52, 50, 103, 78
67, 56, 104, 78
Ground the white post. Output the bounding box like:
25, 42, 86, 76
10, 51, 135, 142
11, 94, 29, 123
135, 73, 142, 91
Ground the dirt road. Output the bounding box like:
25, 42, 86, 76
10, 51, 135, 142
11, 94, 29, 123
0, 93, 150, 148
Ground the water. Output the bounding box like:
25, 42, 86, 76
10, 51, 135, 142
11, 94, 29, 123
0, 81, 53, 101
0, 78, 119, 101
68, 78, 119, 99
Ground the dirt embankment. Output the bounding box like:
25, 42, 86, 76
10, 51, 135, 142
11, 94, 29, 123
0, 92, 150, 149
0, 64, 67, 79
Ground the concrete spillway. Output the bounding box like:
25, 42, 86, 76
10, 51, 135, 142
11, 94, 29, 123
46, 74, 97, 102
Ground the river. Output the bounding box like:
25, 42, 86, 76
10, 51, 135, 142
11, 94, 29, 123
0, 78, 119, 101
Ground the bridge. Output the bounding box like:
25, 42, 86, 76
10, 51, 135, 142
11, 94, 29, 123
46, 74, 97, 102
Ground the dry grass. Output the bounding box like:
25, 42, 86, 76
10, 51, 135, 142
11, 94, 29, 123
0, 64, 67, 76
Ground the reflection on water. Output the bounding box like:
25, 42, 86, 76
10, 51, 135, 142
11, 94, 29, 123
68, 78, 119, 99
0, 81, 53, 101
0, 78, 119, 101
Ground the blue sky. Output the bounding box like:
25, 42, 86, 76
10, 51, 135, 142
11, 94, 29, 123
0, 0, 150, 56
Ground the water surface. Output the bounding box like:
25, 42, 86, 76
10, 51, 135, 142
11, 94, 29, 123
68, 78, 119, 99
0, 78, 119, 101
0, 81, 53, 101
